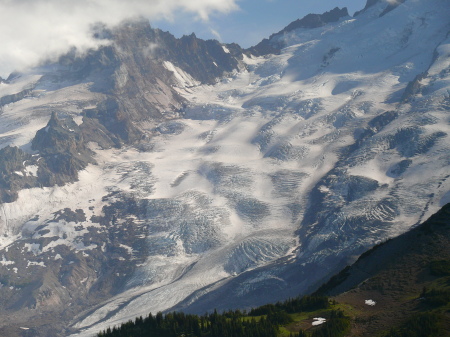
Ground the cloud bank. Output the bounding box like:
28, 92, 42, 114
0, 0, 239, 77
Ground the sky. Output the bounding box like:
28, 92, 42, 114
0, 0, 367, 78
152, 0, 367, 48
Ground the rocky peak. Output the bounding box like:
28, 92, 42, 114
363, 0, 382, 11
43, 18, 246, 152
0, 18, 247, 201
32, 112, 85, 156
249, 7, 349, 56
31, 113, 96, 185
109, 18, 244, 85
354, 0, 406, 17
0, 112, 100, 203
280, 7, 349, 32
46, 111, 60, 128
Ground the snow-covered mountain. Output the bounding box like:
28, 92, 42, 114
0, 0, 449, 335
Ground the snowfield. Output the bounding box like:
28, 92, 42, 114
0, 0, 449, 335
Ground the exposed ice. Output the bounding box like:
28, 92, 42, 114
1, 1, 450, 335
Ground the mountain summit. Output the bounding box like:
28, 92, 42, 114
249, 7, 350, 56
0, 0, 449, 335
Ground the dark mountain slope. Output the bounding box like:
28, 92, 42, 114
315, 203, 450, 335
96, 203, 450, 337
316, 203, 450, 295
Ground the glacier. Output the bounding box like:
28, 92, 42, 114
0, 0, 449, 336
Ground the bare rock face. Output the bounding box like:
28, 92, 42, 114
0, 88, 34, 107
0, 146, 36, 203
31, 112, 95, 186
32, 112, 93, 161
55, 18, 245, 124
0, 112, 98, 203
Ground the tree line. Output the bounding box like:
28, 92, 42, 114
96, 295, 352, 337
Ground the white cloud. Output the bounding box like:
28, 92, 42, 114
209, 28, 222, 41
141, 42, 159, 58
0, 0, 239, 77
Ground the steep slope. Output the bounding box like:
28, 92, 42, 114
0, 19, 245, 205
85, 203, 450, 337
317, 203, 450, 296
162, 0, 450, 316
314, 203, 450, 336
0, 20, 246, 337
0, 0, 449, 336
249, 7, 350, 55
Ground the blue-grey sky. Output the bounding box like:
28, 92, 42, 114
152, 0, 367, 47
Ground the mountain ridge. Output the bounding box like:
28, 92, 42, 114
0, 0, 449, 335
248, 7, 350, 56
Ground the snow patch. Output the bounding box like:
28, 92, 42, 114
27, 261, 46, 267
73, 116, 84, 126
163, 61, 199, 88
119, 244, 134, 256
365, 299, 376, 306
0, 255, 15, 265
24, 243, 41, 256
25, 165, 39, 176
312, 317, 326, 326
3, 2, 450, 335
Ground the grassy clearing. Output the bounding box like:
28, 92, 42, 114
274, 302, 356, 336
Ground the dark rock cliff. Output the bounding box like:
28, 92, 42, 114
0, 112, 97, 203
